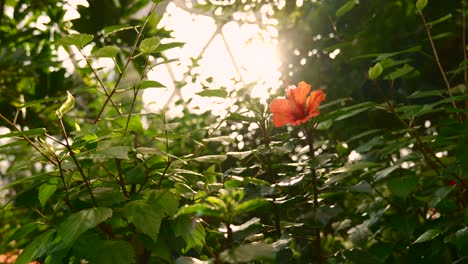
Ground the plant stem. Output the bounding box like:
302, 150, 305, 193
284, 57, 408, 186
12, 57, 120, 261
58, 117, 97, 207
56, 158, 73, 209
78, 48, 121, 115
115, 159, 129, 198
418, 11, 459, 115
304, 125, 321, 263
0, 114, 57, 166
94, 3, 157, 123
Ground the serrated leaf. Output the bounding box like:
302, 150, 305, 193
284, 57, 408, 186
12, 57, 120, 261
336, 0, 356, 17
428, 186, 454, 208
220, 243, 276, 263
193, 155, 227, 163
91, 46, 120, 58
123, 200, 162, 241
196, 89, 228, 98
172, 216, 206, 253
57, 34, 93, 48
139, 37, 161, 53
57, 208, 112, 248
368, 62, 383, 80
103, 24, 133, 35
413, 229, 442, 244
38, 183, 57, 208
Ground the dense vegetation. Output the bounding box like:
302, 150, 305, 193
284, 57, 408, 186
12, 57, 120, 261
0, 0, 467, 263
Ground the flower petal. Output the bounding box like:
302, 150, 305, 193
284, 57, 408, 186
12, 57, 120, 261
287, 81, 311, 112
306, 90, 326, 115
269, 98, 297, 127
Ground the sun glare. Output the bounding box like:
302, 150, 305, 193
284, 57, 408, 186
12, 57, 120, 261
143, 2, 282, 117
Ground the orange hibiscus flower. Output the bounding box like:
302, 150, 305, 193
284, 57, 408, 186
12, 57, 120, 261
269, 81, 326, 127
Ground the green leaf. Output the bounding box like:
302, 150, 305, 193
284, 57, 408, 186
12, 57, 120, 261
103, 24, 133, 35
386, 174, 418, 199
428, 186, 454, 208
38, 183, 57, 208
336, 0, 356, 17
93, 146, 129, 160
348, 223, 371, 246
7, 222, 40, 243
154, 42, 185, 52
373, 165, 399, 181
193, 155, 227, 163
139, 80, 165, 89
147, 190, 180, 217
176, 204, 220, 218
204, 136, 235, 143
413, 229, 442, 244
329, 161, 379, 174
172, 216, 206, 253
123, 200, 162, 241
90, 46, 120, 58
427, 13, 452, 27
348, 180, 373, 193
0, 128, 46, 139
226, 112, 256, 123
452, 227, 468, 250
94, 240, 136, 264
368, 62, 383, 80
220, 243, 277, 263
227, 150, 253, 160
16, 229, 58, 264
383, 64, 415, 80
407, 89, 445, 99
196, 89, 228, 98
416, 0, 428, 11
57, 34, 94, 48
56, 91, 75, 118
235, 198, 268, 216
139, 37, 161, 53
57, 208, 112, 248
175, 257, 211, 264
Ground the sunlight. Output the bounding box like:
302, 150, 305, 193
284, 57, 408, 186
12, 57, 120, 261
143, 2, 282, 117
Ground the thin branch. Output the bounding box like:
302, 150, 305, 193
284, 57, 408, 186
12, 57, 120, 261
58, 117, 97, 207
115, 159, 129, 198
0, 114, 57, 166
78, 48, 122, 114
418, 11, 458, 111
94, 3, 157, 123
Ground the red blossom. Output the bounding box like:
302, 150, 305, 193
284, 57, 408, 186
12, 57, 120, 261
269, 81, 326, 127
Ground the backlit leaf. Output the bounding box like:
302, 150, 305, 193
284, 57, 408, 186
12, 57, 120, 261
91, 46, 120, 58
139, 37, 161, 53
57, 34, 93, 48
196, 89, 228, 98
336, 0, 356, 17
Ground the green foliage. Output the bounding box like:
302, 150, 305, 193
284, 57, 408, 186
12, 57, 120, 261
1, 0, 468, 263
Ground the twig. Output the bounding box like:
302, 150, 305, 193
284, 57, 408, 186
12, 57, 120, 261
418, 11, 459, 113
94, 3, 157, 123
58, 117, 97, 207
115, 159, 129, 198
78, 48, 122, 114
